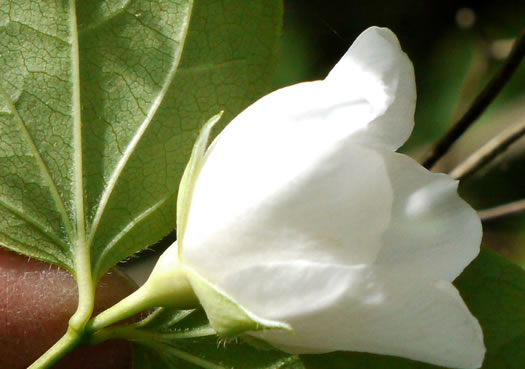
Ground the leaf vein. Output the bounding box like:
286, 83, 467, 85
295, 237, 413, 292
86, 3, 194, 251
93, 195, 171, 276
0, 230, 69, 267
10, 20, 71, 45
177, 58, 249, 75
77, 0, 132, 35
123, 9, 177, 42
0, 81, 75, 241
0, 196, 69, 250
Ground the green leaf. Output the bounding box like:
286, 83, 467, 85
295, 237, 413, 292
0, 0, 283, 281
301, 248, 525, 369
133, 342, 306, 369
455, 248, 525, 369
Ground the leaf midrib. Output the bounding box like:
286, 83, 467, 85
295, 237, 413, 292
70, 0, 86, 245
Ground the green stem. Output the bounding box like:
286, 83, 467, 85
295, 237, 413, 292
28, 246, 95, 369
28, 240, 96, 369
88, 325, 138, 345
27, 327, 82, 369
86, 284, 155, 333
69, 243, 96, 331
87, 259, 198, 333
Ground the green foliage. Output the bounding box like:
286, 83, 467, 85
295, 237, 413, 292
456, 248, 525, 368
0, 0, 282, 279
2, 2, 524, 369
133, 342, 305, 369
99, 308, 304, 369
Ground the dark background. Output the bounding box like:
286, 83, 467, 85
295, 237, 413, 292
274, 0, 525, 265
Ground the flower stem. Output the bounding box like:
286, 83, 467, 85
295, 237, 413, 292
86, 285, 155, 333
86, 260, 199, 333
27, 326, 82, 369
422, 28, 525, 169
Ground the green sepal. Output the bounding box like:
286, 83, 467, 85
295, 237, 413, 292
184, 266, 293, 338
177, 112, 223, 248
124, 308, 304, 369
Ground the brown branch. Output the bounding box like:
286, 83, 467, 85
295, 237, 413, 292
479, 199, 525, 222
449, 120, 525, 180
422, 29, 525, 169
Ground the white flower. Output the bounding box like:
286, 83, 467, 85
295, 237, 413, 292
146, 27, 485, 369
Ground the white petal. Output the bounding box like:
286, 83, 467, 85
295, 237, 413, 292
374, 148, 482, 280
219, 262, 485, 369
326, 26, 416, 149
182, 27, 417, 281
183, 141, 392, 282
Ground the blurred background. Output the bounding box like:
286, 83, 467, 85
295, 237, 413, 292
275, 0, 525, 264
124, 0, 525, 283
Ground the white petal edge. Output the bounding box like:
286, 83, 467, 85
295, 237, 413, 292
183, 143, 393, 282
374, 147, 482, 281
182, 26, 417, 282
326, 26, 416, 150
182, 265, 292, 338
218, 262, 485, 369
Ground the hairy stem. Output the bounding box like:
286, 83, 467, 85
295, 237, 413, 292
69, 242, 96, 330
86, 286, 154, 333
